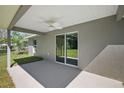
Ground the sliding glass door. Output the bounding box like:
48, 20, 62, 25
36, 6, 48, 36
56, 35, 65, 63
56, 32, 78, 66
66, 33, 78, 66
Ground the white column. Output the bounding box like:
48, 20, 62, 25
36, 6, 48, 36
7, 30, 11, 69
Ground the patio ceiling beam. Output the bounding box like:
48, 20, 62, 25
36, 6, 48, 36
8, 5, 31, 30
12, 26, 45, 35
116, 5, 124, 21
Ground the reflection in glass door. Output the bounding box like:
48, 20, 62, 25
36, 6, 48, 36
66, 33, 78, 66
56, 32, 78, 66
56, 35, 65, 63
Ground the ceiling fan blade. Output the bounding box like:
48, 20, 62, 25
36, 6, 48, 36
52, 22, 63, 29
37, 16, 63, 30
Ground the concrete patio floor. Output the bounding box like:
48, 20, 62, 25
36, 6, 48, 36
8, 65, 44, 88
85, 45, 124, 83
20, 60, 81, 88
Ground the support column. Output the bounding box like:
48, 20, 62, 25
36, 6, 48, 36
7, 29, 11, 69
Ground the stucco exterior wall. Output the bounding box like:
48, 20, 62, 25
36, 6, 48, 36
29, 15, 124, 70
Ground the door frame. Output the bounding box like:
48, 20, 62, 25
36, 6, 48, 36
55, 31, 79, 68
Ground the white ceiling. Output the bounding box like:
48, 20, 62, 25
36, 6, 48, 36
15, 5, 118, 32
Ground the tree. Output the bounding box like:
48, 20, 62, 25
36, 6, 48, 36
11, 31, 27, 52
0, 38, 7, 44
0, 29, 7, 44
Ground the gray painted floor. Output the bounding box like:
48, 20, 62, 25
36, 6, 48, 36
20, 61, 81, 88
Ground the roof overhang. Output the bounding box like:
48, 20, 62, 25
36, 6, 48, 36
1, 5, 124, 35
8, 5, 31, 30
15, 5, 118, 33
25, 34, 39, 39
0, 5, 20, 29
12, 26, 45, 35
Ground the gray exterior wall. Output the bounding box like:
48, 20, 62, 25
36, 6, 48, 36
29, 15, 124, 70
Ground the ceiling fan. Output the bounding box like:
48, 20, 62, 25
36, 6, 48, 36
38, 16, 63, 31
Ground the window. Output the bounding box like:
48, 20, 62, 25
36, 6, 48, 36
33, 40, 37, 48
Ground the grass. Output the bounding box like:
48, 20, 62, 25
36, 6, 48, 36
0, 50, 43, 87
57, 49, 78, 58
11, 51, 43, 67
12, 56, 43, 66
11, 51, 30, 64
67, 49, 77, 58
0, 52, 15, 88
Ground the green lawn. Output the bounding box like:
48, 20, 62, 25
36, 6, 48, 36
11, 51, 43, 67
57, 49, 78, 58
12, 56, 43, 66
0, 51, 43, 88
11, 51, 30, 64
67, 49, 77, 58
0, 52, 15, 88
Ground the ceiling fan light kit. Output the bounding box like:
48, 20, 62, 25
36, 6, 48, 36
38, 16, 63, 31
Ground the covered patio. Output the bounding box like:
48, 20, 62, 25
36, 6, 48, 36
3, 5, 81, 88
20, 60, 81, 88
2, 5, 124, 88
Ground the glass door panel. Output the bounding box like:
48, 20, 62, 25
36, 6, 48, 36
66, 33, 78, 66
56, 35, 65, 63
